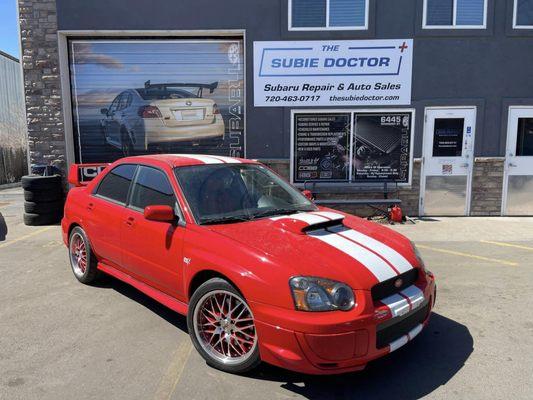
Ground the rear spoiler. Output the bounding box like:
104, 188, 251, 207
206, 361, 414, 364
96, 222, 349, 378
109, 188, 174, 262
143, 80, 219, 94
68, 163, 109, 187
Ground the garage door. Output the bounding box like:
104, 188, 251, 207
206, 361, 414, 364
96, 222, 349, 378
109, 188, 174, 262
68, 38, 245, 163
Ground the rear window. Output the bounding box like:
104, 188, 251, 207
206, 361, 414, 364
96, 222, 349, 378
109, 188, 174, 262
135, 88, 197, 100
95, 164, 137, 204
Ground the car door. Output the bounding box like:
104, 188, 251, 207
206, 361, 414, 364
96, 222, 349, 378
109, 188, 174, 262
85, 164, 137, 268
121, 165, 185, 298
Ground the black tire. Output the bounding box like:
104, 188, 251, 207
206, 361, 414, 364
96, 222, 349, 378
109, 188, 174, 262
24, 189, 63, 202
187, 278, 261, 374
68, 226, 100, 284
24, 199, 64, 214
21, 174, 62, 191
23, 212, 62, 226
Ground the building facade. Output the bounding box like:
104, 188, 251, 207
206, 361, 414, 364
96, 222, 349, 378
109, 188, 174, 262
17, 0, 533, 216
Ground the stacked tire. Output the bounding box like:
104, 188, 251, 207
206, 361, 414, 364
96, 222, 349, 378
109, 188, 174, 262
22, 175, 64, 226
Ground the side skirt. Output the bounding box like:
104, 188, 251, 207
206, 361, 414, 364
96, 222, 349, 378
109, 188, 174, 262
97, 262, 188, 316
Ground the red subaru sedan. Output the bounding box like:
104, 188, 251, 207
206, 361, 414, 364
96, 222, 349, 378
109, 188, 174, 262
62, 154, 436, 375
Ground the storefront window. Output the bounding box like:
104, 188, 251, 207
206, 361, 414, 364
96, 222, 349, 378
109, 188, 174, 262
424, 0, 486, 28
290, 0, 367, 30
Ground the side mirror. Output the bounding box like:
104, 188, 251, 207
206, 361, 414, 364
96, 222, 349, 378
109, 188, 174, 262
302, 190, 314, 201
100, 108, 108, 115
144, 205, 175, 222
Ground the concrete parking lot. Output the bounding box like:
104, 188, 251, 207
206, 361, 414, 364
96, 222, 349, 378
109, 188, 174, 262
1, 186, 532, 400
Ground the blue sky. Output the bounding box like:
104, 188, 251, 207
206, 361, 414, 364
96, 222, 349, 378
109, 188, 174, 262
0, 0, 20, 58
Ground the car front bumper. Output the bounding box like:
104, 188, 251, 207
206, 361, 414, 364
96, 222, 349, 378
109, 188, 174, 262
250, 276, 436, 375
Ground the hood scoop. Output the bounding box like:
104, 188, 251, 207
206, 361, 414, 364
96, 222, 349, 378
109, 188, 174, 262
270, 211, 345, 235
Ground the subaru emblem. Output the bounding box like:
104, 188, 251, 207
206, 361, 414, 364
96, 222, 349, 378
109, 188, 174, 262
394, 278, 403, 288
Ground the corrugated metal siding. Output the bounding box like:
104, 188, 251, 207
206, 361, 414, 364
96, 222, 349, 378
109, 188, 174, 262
0, 53, 27, 184
0, 53, 26, 149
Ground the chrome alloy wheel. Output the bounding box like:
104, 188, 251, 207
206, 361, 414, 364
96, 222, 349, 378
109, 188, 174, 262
69, 232, 87, 278
193, 290, 257, 366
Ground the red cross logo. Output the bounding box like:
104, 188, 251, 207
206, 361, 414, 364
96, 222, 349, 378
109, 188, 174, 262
399, 42, 408, 53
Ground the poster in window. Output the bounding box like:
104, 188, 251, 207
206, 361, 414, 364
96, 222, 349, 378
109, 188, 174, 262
353, 113, 412, 183
293, 113, 350, 183
68, 39, 244, 163
432, 118, 464, 157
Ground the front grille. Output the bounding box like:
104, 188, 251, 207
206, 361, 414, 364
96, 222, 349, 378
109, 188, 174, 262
371, 268, 418, 301
376, 299, 430, 349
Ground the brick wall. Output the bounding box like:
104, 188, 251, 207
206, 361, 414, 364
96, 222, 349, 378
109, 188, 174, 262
18, 0, 65, 172
470, 157, 504, 216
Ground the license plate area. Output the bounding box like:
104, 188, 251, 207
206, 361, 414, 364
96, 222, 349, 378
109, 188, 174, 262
172, 108, 205, 121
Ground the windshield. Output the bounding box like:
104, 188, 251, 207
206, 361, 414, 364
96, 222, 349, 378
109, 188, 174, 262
174, 164, 317, 224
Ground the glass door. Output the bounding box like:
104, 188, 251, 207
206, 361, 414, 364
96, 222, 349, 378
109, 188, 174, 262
503, 107, 533, 215
420, 107, 476, 216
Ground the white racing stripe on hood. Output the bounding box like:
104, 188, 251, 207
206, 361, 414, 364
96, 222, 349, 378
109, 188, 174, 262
310, 211, 345, 221
270, 213, 329, 225
329, 226, 413, 274
307, 229, 398, 282
389, 323, 423, 353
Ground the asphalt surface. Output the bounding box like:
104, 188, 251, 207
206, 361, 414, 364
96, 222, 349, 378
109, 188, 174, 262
1, 186, 532, 400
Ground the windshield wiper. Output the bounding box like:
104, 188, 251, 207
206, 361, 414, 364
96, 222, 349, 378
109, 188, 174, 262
200, 214, 252, 225
249, 208, 302, 220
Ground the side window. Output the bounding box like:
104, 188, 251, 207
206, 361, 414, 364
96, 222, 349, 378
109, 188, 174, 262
95, 164, 137, 204
109, 96, 121, 113
424, 0, 486, 28
130, 166, 177, 211
290, 0, 368, 30
119, 93, 131, 110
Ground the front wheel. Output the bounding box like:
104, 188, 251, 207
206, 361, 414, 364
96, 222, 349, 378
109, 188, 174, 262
187, 278, 260, 374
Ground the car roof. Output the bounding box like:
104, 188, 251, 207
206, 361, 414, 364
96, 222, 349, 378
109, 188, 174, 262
118, 154, 257, 168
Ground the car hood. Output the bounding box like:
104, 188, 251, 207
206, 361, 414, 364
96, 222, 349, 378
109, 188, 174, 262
205, 210, 420, 290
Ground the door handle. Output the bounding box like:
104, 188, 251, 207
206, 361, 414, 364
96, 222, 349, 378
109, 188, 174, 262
125, 216, 135, 227
460, 163, 469, 168
509, 163, 518, 168
87, 202, 94, 211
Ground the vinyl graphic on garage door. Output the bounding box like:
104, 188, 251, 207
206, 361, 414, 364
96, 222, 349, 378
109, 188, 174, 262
68, 39, 244, 163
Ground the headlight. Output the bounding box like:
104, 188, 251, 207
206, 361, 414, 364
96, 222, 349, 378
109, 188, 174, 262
411, 241, 432, 276
289, 277, 355, 312
411, 241, 425, 269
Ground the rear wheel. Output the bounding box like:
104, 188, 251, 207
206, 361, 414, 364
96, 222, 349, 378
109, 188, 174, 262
187, 278, 260, 374
68, 226, 99, 284
121, 128, 134, 157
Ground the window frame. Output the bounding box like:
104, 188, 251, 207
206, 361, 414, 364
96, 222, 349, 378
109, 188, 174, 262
127, 164, 179, 214
513, 0, 533, 29
288, 0, 369, 31
422, 0, 488, 29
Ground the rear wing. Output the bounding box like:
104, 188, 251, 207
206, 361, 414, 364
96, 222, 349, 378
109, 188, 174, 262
143, 80, 219, 95
68, 163, 109, 187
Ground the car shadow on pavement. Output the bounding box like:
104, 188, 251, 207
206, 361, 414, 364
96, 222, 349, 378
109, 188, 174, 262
92, 275, 188, 332
0, 212, 7, 241
248, 313, 473, 400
